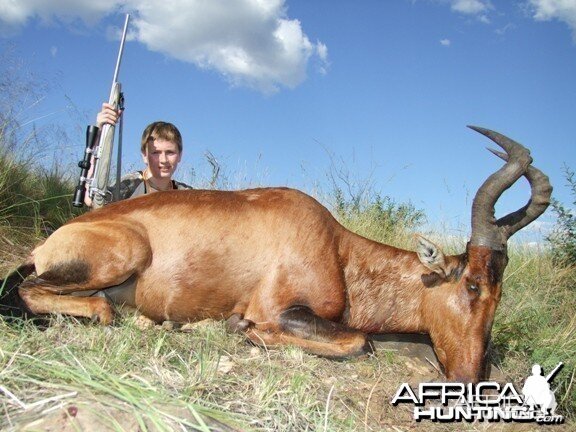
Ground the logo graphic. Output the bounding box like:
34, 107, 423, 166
391, 362, 564, 424
522, 363, 562, 416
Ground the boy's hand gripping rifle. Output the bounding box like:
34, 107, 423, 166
72, 14, 130, 208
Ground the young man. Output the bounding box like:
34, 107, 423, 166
86, 103, 192, 206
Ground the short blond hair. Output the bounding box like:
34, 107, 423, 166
140, 121, 183, 154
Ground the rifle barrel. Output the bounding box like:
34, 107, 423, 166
546, 362, 564, 382
110, 14, 130, 96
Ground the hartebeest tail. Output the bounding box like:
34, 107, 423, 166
0, 126, 551, 383
0, 262, 35, 319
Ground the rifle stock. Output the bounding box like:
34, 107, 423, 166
90, 82, 123, 208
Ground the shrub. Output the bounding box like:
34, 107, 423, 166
547, 165, 576, 267
333, 187, 424, 240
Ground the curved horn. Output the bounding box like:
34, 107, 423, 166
487, 148, 552, 239
468, 126, 533, 250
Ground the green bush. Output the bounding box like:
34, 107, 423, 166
335, 189, 424, 246
547, 165, 576, 267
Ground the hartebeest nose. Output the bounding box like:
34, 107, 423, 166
446, 365, 484, 384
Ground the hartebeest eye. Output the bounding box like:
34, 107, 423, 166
468, 284, 479, 293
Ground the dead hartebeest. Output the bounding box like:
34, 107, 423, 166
1, 126, 551, 383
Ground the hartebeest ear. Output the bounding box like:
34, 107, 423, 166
415, 235, 448, 277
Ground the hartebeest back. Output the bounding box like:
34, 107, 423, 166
0, 126, 551, 383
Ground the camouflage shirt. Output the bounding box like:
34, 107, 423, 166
107, 171, 193, 203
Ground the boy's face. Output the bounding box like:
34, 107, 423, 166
142, 139, 182, 179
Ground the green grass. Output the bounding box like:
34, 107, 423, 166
0, 317, 248, 430
491, 243, 576, 415
0, 315, 407, 431
0, 123, 82, 261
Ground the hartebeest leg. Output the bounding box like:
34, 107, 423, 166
18, 221, 152, 324
17, 260, 131, 324
19, 285, 115, 324
18, 264, 144, 324
244, 306, 373, 358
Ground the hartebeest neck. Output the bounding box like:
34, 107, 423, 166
339, 233, 428, 334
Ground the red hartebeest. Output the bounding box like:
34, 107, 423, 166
0, 127, 551, 383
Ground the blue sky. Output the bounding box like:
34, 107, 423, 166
1, 0, 575, 241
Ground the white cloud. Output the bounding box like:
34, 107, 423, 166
440, 38, 452, 46
495, 23, 516, 35
528, 0, 576, 41
316, 41, 329, 75
0, 0, 120, 28
521, 219, 554, 233
450, 0, 491, 15
432, 0, 493, 23
0, 0, 328, 94
478, 14, 491, 24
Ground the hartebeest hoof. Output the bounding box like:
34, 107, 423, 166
91, 300, 114, 325
226, 313, 254, 333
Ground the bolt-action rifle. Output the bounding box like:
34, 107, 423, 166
72, 14, 130, 208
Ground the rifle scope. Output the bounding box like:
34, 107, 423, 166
72, 125, 100, 207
